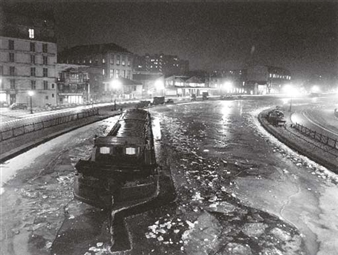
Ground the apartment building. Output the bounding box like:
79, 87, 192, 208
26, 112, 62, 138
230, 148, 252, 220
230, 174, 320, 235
0, 5, 57, 106
58, 43, 134, 93
134, 53, 189, 76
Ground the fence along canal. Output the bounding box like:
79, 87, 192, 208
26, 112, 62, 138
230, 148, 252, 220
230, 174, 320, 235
0, 108, 99, 142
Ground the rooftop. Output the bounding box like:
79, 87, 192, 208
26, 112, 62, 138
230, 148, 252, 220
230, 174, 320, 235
61, 43, 132, 57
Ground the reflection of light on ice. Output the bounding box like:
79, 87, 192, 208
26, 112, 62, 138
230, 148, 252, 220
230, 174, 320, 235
220, 101, 234, 119
152, 117, 162, 140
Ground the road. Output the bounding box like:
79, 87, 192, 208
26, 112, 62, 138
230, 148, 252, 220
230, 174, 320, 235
1, 98, 338, 255
290, 97, 338, 139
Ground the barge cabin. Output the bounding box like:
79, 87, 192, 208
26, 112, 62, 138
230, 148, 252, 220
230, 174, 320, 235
74, 108, 159, 209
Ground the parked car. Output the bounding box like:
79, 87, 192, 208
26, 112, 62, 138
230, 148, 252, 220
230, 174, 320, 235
9, 103, 28, 110
165, 99, 174, 104
266, 109, 286, 127
152, 96, 165, 105
202, 92, 209, 100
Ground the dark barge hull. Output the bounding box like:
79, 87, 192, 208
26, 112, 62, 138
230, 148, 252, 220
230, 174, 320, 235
74, 160, 160, 209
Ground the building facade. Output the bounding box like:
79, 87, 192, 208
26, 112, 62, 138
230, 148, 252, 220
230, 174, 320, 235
134, 53, 189, 76
212, 65, 292, 95
246, 65, 291, 94
59, 43, 134, 92
133, 73, 164, 98
56, 64, 90, 105
0, 5, 57, 107
165, 75, 207, 97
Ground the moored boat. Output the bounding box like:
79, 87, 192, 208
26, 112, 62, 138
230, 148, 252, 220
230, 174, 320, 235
74, 108, 160, 209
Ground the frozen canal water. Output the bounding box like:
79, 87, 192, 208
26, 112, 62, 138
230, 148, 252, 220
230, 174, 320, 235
1, 99, 338, 255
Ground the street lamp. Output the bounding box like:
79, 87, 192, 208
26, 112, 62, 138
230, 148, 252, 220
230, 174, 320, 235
27, 90, 34, 114
282, 84, 300, 112
155, 79, 165, 96
222, 81, 233, 95
110, 79, 122, 103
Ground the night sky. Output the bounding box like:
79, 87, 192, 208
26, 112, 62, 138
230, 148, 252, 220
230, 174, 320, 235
7, 0, 338, 81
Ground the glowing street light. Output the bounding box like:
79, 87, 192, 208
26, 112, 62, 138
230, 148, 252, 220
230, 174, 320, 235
222, 81, 233, 94
27, 90, 34, 114
311, 85, 320, 94
109, 79, 122, 102
155, 79, 165, 96
282, 84, 300, 112
110, 79, 122, 90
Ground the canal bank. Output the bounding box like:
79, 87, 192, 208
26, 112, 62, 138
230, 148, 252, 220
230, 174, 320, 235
258, 109, 338, 173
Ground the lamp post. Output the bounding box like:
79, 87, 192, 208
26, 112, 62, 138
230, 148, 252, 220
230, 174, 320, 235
222, 81, 233, 97
282, 84, 297, 112
110, 79, 121, 104
27, 90, 34, 114
155, 79, 165, 96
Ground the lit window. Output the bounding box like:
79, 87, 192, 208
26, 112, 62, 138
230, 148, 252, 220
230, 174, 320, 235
102, 69, 105, 75
28, 28, 34, 39
102, 58, 105, 63
126, 147, 136, 155
100, 147, 110, 154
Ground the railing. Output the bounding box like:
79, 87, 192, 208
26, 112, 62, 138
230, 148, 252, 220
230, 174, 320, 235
0, 108, 99, 142
291, 122, 338, 150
